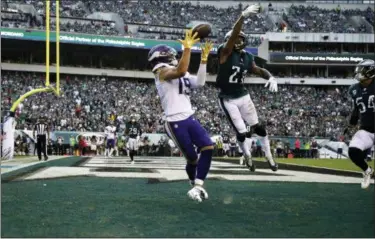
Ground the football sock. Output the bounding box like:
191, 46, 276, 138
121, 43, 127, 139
238, 140, 251, 157
196, 149, 213, 184
349, 147, 368, 171
130, 150, 134, 161
185, 163, 197, 182
259, 136, 273, 159
109, 148, 114, 156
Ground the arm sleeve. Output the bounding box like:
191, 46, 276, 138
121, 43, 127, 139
349, 98, 360, 126
187, 64, 207, 89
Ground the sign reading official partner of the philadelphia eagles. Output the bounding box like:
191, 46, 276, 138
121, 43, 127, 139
270, 53, 375, 64
1, 27, 258, 55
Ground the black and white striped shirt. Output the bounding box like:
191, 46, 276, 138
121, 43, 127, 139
34, 123, 48, 136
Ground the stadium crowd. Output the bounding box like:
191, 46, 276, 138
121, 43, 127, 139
2, 1, 374, 44
2, 71, 351, 141
283, 4, 372, 33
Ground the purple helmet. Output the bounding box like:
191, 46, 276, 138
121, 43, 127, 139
148, 44, 178, 67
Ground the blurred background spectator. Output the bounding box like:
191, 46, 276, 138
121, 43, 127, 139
1, 71, 351, 140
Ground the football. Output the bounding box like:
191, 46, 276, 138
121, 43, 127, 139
192, 23, 212, 39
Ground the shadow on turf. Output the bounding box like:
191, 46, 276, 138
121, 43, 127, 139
214, 158, 364, 178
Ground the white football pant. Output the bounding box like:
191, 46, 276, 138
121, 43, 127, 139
349, 130, 374, 151
218, 94, 258, 134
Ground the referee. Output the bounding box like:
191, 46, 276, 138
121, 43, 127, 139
33, 117, 49, 161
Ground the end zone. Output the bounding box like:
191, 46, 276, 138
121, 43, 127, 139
213, 158, 364, 178
4, 156, 372, 185
1, 156, 89, 183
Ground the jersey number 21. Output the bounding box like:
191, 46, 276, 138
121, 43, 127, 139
229, 66, 247, 83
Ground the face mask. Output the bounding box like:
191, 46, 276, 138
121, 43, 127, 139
171, 59, 178, 66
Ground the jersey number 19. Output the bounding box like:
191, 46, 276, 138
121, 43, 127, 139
179, 78, 191, 95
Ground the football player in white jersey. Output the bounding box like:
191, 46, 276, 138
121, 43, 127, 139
148, 29, 214, 202
104, 121, 116, 158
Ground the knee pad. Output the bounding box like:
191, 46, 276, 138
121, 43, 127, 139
348, 147, 365, 163
236, 133, 246, 142
252, 124, 267, 137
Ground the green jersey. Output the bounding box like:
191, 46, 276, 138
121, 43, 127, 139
216, 44, 254, 99
126, 121, 142, 138
348, 80, 375, 133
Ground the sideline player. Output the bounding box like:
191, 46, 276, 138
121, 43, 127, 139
104, 121, 116, 158
222, 133, 230, 157
345, 59, 375, 189
216, 4, 278, 172
148, 30, 213, 202
125, 114, 141, 164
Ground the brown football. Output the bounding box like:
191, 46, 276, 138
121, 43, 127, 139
192, 23, 212, 39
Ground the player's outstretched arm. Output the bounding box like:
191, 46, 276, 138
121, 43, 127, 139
190, 41, 213, 88
220, 4, 260, 64
251, 61, 278, 92
159, 29, 200, 81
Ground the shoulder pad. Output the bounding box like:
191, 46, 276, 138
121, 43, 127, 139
348, 83, 359, 97
152, 63, 171, 73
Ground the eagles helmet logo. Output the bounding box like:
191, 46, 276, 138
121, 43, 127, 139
354, 59, 375, 82
224, 30, 248, 51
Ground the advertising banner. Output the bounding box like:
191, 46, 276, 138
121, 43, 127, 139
1, 116, 16, 160
270, 53, 374, 64
1, 28, 258, 55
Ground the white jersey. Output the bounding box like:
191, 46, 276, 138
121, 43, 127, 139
153, 63, 202, 121
105, 126, 116, 139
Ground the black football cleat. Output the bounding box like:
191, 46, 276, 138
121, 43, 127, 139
245, 156, 256, 172
267, 158, 278, 172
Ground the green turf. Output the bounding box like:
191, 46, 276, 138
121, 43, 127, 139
13, 155, 33, 159
216, 157, 375, 172
2, 177, 374, 238
1, 156, 84, 182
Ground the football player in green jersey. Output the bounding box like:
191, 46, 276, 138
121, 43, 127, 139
126, 114, 142, 164
345, 59, 375, 189
216, 4, 278, 172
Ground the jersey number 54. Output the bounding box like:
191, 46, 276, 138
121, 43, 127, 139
355, 95, 375, 113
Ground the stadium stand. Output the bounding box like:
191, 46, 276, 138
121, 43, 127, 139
1, 0, 373, 157
1, 71, 351, 140
4, 1, 373, 43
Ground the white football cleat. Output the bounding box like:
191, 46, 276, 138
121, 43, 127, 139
187, 186, 208, 202
131, 160, 135, 165
361, 167, 374, 189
